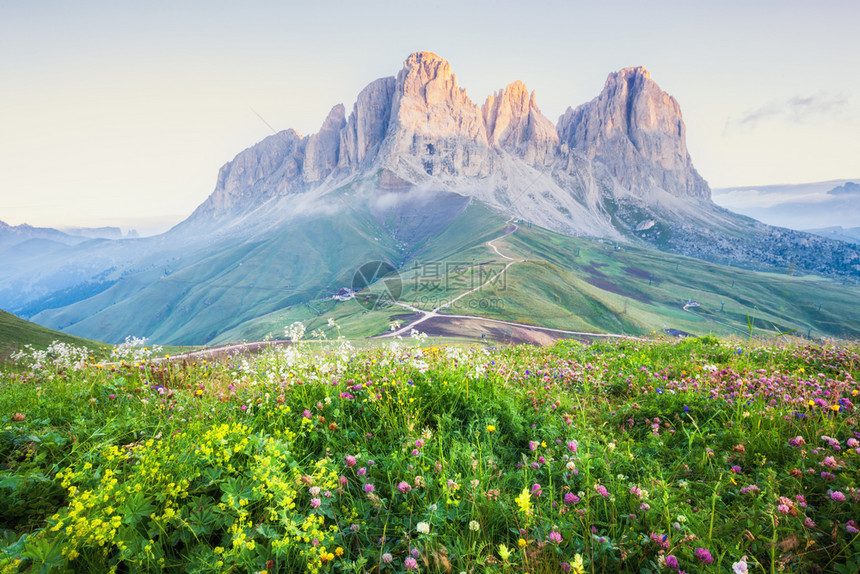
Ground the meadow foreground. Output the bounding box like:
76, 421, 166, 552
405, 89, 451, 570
1, 329, 858, 573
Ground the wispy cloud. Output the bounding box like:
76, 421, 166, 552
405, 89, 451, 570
733, 93, 848, 130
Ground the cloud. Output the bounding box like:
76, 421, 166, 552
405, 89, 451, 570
714, 188, 833, 209
734, 93, 848, 130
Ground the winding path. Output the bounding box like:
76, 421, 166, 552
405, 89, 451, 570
379, 220, 638, 342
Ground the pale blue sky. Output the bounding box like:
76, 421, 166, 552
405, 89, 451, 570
1, 0, 858, 234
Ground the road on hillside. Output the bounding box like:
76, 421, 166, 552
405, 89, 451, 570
379, 220, 640, 342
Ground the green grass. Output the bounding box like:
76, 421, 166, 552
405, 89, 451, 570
1, 333, 858, 573
441, 224, 860, 341
0, 310, 106, 362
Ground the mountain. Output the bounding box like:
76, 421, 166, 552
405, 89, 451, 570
58, 226, 128, 240
4, 52, 860, 344
0, 219, 90, 248
712, 179, 860, 230
804, 226, 860, 245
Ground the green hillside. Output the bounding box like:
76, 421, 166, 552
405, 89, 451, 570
24, 193, 860, 346
447, 225, 860, 340
0, 309, 105, 361
213, 213, 860, 344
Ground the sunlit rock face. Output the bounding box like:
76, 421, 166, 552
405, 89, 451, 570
304, 104, 346, 184
557, 67, 710, 200
192, 54, 714, 223
482, 81, 558, 166
382, 51, 492, 178
337, 77, 396, 169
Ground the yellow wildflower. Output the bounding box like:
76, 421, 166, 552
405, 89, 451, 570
571, 553, 585, 574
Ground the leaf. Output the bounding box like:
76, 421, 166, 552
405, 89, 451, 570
120, 491, 157, 525
22, 537, 64, 570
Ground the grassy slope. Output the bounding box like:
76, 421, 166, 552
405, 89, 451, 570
212, 209, 860, 344
446, 225, 860, 340
0, 310, 105, 361
27, 197, 860, 346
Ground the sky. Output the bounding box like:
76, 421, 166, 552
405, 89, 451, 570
1, 0, 858, 235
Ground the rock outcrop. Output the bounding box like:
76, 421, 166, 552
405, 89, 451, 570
383, 52, 491, 178
193, 54, 714, 222
482, 81, 558, 165
304, 104, 346, 183
557, 67, 709, 200
338, 77, 396, 169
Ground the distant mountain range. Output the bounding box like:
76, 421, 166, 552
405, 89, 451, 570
2, 52, 858, 344
713, 179, 860, 231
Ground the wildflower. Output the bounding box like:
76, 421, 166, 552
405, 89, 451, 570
310, 498, 321, 509
382, 553, 393, 564
498, 544, 511, 561
309, 486, 320, 496
529, 440, 538, 451
531, 483, 543, 497
846, 520, 859, 534
564, 493, 580, 505
12, 413, 25, 422
830, 490, 846, 502
358, 467, 367, 475
666, 555, 680, 570
345, 455, 356, 467
732, 557, 749, 574
594, 484, 609, 498
515, 488, 532, 515
364, 483, 375, 494
695, 548, 714, 564
804, 517, 816, 528
567, 440, 578, 453
486, 424, 496, 432
398, 481, 412, 494
650, 533, 669, 550
821, 456, 838, 469
518, 537, 526, 547
469, 520, 480, 532
416, 521, 430, 534
571, 554, 585, 574
404, 556, 418, 570
548, 531, 563, 544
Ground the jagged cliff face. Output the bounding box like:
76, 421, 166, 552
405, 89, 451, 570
557, 67, 710, 200
384, 52, 491, 178
190, 52, 709, 223
482, 81, 558, 166
338, 77, 396, 169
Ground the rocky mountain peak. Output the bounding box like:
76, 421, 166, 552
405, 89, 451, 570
385, 52, 490, 178
482, 80, 558, 165
558, 66, 709, 200
398, 52, 459, 105
303, 104, 346, 183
